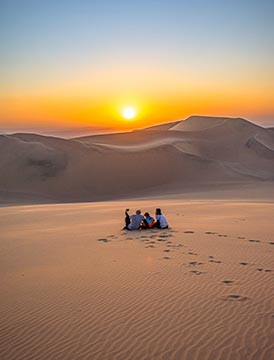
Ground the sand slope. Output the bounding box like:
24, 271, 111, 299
0, 116, 274, 203
1, 199, 274, 359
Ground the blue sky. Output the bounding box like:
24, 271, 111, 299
2, 0, 273, 64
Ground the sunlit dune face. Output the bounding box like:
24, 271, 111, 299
121, 106, 137, 120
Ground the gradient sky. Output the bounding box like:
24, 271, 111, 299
1, 0, 274, 133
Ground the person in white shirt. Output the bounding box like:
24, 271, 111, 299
154, 208, 168, 229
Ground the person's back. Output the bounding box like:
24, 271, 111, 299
146, 217, 155, 228
156, 214, 168, 228
141, 212, 155, 229
128, 213, 144, 230
154, 208, 168, 229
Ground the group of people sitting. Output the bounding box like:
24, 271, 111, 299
124, 208, 168, 231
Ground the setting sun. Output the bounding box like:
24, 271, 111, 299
121, 106, 137, 120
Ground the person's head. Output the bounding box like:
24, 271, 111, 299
136, 209, 141, 215
155, 208, 162, 215
144, 212, 150, 218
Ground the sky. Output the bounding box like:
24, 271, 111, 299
1, 0, 274, 134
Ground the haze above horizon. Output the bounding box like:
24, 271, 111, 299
1, 0, 274, 131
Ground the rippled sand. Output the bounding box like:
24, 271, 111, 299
1, 199, 274, 360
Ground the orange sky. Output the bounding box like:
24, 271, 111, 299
1, 82, 273, 131
1, 0, 274, 132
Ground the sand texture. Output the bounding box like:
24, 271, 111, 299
1, 199, 274, 360
1, 116, 274, 204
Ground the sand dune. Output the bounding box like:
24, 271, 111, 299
1, 116, 273, 359
0, 116, 274, 203
1, 199, 273, 359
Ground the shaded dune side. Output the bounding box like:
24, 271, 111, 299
0, 134, 238, 201
246, 136, 274, 158
1, 117, 274, 202
0, 135, 68, 178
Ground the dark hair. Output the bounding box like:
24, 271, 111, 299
144, 212, 150, 217
155, 208, 162, 215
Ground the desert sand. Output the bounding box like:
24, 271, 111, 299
0, 198, 274, 360
1, 116, 274, 359
0, 116, 274, 204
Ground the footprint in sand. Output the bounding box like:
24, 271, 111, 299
269, 242, 274, 245
205, 231, 217, 235
163, 249, 171, 253
97, 238, 110, 243
188, 252, 198, 255
159, 234, 172, 238
189, 261, 203, 266
240, 262, 249, 266
223, 280, 234, 285
238, 236, 246, 239
248, 239, 261, 243
163, 256, 171, 260
184, 231, 195, 234
209, 259, 222, 264
256, 268, 272, 272
190, 270, 204, 275
222, 294, 249, 302
218, 234, 228, 237
208, 255, 214, 259
171, 244, 183, 249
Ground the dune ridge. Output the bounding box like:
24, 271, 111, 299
0, 116, 274, 204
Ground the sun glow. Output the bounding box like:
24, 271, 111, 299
121, 106, 137, 120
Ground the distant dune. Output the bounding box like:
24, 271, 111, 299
1, 116, 274, 203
